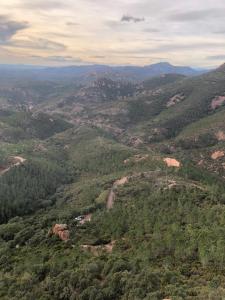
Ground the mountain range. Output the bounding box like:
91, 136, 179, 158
0, 62, 207, 83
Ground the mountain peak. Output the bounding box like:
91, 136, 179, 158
218, 62, 225, 71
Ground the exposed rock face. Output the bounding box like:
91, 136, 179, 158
211, 151, 225, 160
163, 158, 181, 168
167, 93, 185, 107
211, 96, 225, 110
52, 224, 69, 241
216, 131, 225, 141
114, 177, 129, 186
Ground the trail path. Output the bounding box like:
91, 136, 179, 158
106, 177, 128, 210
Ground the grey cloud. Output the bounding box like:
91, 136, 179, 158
153, 42, 225, 52
213, 30, 225, 34
10, 38, 66, 51
31, 55, 83, 63
168, 8, 225, 22
19, 0, 67, 10
121, 15, 145, 23
0, 16, 28, 44
143, 28, 160, 33
207, 55, 225, 60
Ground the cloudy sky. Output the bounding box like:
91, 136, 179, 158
1, 0, 225, 67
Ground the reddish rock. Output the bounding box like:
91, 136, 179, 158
216, 131, 225, 141
163, 157, 181, 168
211, 151, 224, 160
52, 224, 70, 241
211, 96, 225, 110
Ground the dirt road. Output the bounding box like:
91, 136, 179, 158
106, 176, 128, 210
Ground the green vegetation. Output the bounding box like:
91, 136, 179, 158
0, 110, 72, 142
1, 65, 225, 299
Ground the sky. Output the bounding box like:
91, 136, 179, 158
0, 0, 225, 67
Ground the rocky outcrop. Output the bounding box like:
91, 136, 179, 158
52, 224, 70, 241
216, 131, 225, 141
163, 157, 181, 168
211, 150, 225, 160
167, 93, 185, 107
211, 96, 225, 110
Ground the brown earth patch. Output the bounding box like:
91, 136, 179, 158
211, 151, 225, 160
51, 224, 70, 241
81, 241, 116, 255
106, 177, 129, 210
163, 157, 181, 168
216, 131, 225, 141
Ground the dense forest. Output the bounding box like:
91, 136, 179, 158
1, 63, 225, 299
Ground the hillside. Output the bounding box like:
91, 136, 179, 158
1, 64, 225, 299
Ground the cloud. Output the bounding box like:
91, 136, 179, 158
168, 8, 225, 22
10, 38, 66, 51
90, 55, 105, 59
19, 0, 67, 10
66, 22, 79, 26
143, 28, 160, 33
0, 15, 28, 44
207, 55, 225, 60
31, 55, 83, 63
121, 14, 145, 23
154, 42, 225, 52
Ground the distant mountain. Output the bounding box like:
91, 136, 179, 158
0, 62, 208, 83
36, 62, 206, 81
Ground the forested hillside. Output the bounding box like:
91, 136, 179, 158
1, 64, 225, 299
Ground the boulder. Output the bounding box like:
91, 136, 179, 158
52, 224, 69, 241
211, 151, 224, 160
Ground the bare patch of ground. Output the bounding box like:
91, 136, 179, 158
216, 131, 225, 141
81, 240, 116, 256
211, 96, 225, 110
163, 157, 181, 168
50, 224, 70, 241
167, 93, 185, 107
106, 177, 129, 210
0, 156, 26, 175
211, 151, 224, 160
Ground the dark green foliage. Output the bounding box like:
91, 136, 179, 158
0, 159, 71, 223
0, 111, 72, 142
